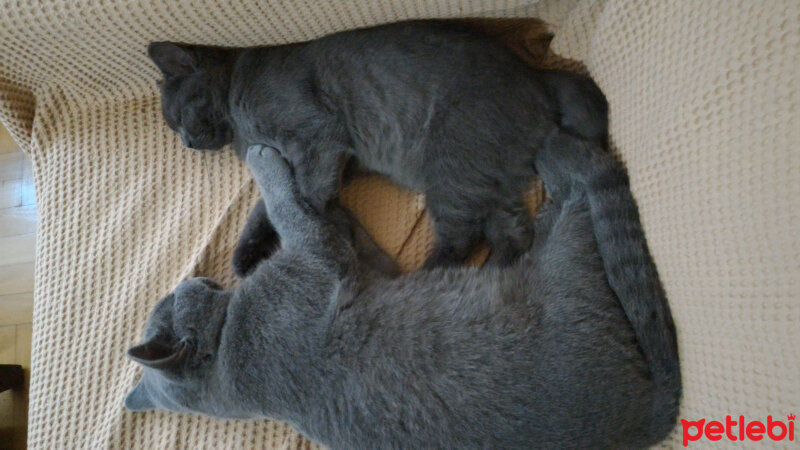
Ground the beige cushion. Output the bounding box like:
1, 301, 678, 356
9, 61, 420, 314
0, 0, 797, 448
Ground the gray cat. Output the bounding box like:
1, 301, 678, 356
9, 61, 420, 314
147, 20, 608, 274
125, 132, 680, 448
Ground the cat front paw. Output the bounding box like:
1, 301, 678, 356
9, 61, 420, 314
246, 144, 294, 188
246, 144, 282, 163
232, 226, 280, 277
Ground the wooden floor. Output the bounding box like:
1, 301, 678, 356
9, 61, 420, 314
0, 124, 35, 449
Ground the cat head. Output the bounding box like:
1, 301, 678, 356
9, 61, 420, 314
148, 42, 235, 150
125, 277, 239, 417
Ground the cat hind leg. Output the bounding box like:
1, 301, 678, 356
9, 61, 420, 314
484, 198, 535, 266
422, 207, 482, 269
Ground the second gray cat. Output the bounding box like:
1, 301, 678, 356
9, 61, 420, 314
148, 20, 609, 273
124, 131, 680, 448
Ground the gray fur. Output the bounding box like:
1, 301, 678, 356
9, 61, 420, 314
147, 20, 608, 274
126, 140, 680, 448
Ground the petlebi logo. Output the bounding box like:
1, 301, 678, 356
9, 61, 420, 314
681, 414, 795, 447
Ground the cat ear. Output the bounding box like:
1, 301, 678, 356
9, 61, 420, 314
125, 382, 155, 411
148, 42, 197, 77
127, 336, 192, 370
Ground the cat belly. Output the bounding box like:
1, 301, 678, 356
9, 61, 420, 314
351, 134, 428, 191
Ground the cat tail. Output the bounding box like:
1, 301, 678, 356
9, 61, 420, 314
536, 130, 681, 435
541, 71, 609, 147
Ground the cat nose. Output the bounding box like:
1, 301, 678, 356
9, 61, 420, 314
178, 128, 194, 148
